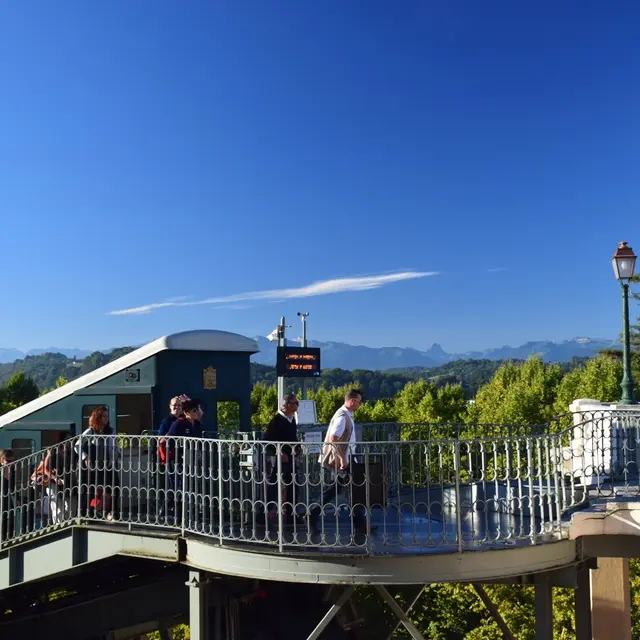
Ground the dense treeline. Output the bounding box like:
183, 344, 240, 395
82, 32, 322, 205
1, 352, 498, 397
248, 353, 638, 428
251, 357, 591, 404
0, 349, 591, 407
0, 348, 136, 391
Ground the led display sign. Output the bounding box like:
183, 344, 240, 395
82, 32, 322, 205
276, 346, 321, 378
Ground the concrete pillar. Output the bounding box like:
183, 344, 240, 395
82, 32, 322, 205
591, 557, 631, 640
534, 576, 553, 640
187, 570, 210, 640
575, 563, 592, 640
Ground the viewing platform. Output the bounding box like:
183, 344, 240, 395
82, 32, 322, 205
1, 404, 640, 639
0, 330, 638, 638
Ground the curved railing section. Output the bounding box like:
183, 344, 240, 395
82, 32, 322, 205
1, 409, 639, 555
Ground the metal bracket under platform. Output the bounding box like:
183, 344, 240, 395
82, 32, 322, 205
305, 584, 427, 640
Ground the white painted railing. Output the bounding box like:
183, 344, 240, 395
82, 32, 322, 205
1, 408, 639, 554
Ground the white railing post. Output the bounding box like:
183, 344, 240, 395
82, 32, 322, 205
217, 440, 224, 545
77, 435, 83, 522
0, 465, 4, 547
527, 439, 536, 545
364, 442, 372, 554
552, 434, 561, 531
454, 441, 463, 552
181, 437, 187, 535
276, 443, 283, 553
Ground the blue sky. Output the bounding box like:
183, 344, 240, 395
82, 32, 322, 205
1, 1, 639, 353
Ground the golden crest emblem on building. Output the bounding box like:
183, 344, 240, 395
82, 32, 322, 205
203, 366, 217, 390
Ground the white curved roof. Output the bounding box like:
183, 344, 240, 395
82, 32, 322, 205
0, 330, 259, 429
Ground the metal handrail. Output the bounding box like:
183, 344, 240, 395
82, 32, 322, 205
1, 409, 639, 554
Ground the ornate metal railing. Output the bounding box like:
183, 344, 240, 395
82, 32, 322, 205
1, 410, 639, 555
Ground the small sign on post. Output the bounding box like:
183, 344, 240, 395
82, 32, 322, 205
303, 431, 323, 454
295, 400, 317, 425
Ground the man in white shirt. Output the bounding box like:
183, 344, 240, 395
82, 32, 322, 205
310, 389, 371, 535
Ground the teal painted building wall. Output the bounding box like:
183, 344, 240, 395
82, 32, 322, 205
0, 345, 254, 456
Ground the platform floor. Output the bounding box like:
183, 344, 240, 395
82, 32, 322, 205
177, 505, 566, 556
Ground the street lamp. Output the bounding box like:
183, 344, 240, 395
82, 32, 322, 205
612, 241, 637, 404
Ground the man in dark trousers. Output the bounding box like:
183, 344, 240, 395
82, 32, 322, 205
263, 394, 300, 526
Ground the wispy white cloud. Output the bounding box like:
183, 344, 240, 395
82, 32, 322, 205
486, 267, 508, 273
165, 295, 191, 303
108, 271, 438, 316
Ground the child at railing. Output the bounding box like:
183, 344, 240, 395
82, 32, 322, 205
39, 434, 78, 525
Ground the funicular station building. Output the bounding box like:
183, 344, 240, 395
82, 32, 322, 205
0, 329, 639, 639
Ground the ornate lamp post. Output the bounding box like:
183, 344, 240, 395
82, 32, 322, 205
612, 241, 637, 404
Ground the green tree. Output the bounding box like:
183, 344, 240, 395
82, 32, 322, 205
217, 401, 240, 431
369, 397, 398, 423
147, 624, 189, 639
80, 351, 108, 375
307, 385, 360, 423
553, 354, 622, 415
468, 358, 563, 427
0, 371, 40, 414
250, 383, 278, 428
381, 380, 467, 440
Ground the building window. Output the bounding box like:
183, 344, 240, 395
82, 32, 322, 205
42, 430, 73, 448
11, 438, 35, 460
116, 394, 152, 436
82, 405, 102, 431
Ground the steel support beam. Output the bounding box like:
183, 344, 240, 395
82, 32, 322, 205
375, 585, 426, 640
472, 584, 516, 640
482, 565, 579, 589
575, 563, 592, 640
0, 572, 187, 639
187, 570, 210, 640
534, 576, 553, 640
581, 534, 640, 559
306, 586, 353, 640
385, 586, 426, 640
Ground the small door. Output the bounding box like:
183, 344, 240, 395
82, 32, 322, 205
77, 395, 117, 433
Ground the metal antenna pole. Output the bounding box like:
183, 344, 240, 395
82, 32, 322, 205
277, 316, 287, 408
298, 312, 310, 400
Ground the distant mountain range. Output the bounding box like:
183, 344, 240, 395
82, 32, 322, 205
0, 347, 93, 363
0, 336, 618, 369
250, 336, 618, 370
